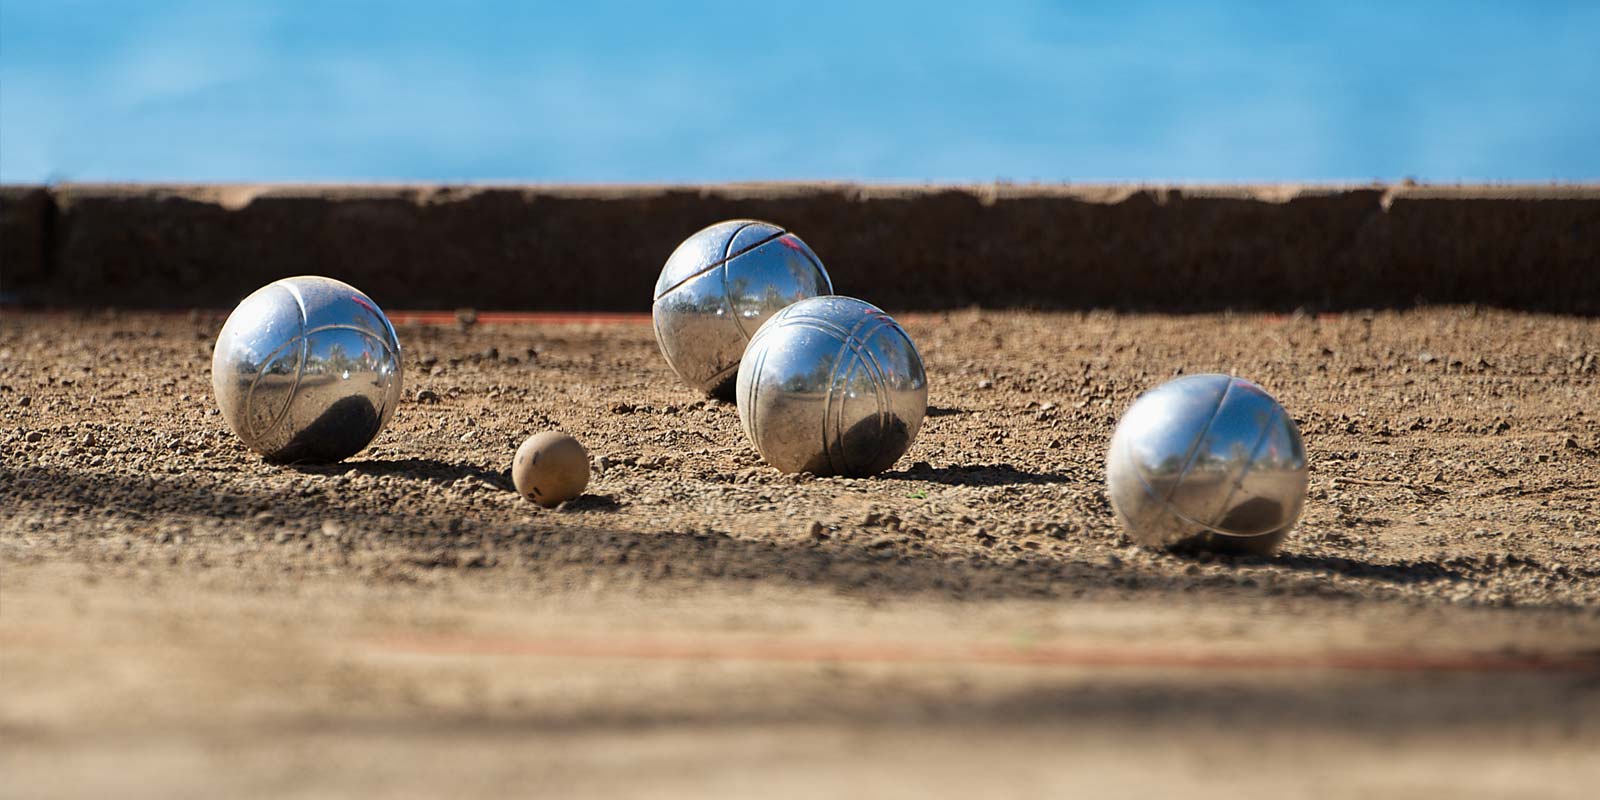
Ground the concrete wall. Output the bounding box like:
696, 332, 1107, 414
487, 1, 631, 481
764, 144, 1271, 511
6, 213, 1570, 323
2, 183, 1596, 313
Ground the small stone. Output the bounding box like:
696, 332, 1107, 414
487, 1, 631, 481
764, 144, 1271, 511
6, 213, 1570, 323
415, 389, 440, 404
79, 432, 96, 447
24, 431, 42, 443
18, 396, 30, 407
977, 378, 994, 390
321, 520, 344, 538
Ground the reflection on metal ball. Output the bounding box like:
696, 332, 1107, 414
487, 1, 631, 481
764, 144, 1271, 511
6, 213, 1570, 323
212, 276, 403, 463
1106, 374, 1308, 553
736, 296, 927, 476
652, 220, 832, 397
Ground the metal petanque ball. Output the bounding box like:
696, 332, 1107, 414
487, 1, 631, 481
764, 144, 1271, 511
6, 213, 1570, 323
1105, 374, 1308, 554
653, 220, 832, 397
736, 296, 927, 476
212, 276, 403, 463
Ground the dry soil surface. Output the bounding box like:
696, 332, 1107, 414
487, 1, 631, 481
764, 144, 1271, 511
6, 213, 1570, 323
3, 308, 1598, 799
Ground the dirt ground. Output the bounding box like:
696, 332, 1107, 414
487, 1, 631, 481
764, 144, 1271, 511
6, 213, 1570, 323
2, 307, 1598, 799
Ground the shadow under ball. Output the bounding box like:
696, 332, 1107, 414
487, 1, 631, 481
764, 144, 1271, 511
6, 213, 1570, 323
736, 295, 927, 477
1105, 373, 1308, 554
212, 276, 403, 463
652, 220, 832, 398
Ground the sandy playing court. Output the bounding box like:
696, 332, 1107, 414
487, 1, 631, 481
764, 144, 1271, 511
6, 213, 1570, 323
3, 307, 1597, 798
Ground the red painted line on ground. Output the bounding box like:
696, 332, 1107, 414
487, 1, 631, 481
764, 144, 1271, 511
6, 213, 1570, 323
384, 311, 949, 326
386, 310, 654, 325
3, 307, 957, 326
0, 306, 658, 325
367, 634, 1600, 675
1262, 312, 1345, 324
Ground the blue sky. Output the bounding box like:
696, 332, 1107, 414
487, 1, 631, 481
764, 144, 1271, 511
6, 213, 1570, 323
1, 1, 1596, 183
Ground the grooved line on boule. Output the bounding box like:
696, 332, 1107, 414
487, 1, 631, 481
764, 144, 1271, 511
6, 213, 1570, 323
348, 291, 401, 428
242, 323, 395, 442
720, 223, 751, 340
883, 321, 924, 441
1127, 451, 1274, 543
833, 315, 897, 475
650, 306, 692, 389
745, 333, 773, 466
1207, 402, 1285, 531
243, 282, 311, 441
811, 312, 896, 476
807, 245, 832, 294
653, 226, 788, 300
1166, 378, 1234, 509
243, 334, 299, 440
281, 281, 312, 440
821, 321, 851, 476
853, 315, 896, 471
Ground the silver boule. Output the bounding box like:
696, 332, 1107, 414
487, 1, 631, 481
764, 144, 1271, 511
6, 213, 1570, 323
653, 220, 832, 396
1106, 374, 1308, 553
736, 296, 927, 476
212, 275, 403, 463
